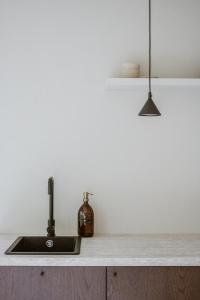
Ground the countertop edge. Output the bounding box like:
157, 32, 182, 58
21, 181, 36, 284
1, 257, 200, 267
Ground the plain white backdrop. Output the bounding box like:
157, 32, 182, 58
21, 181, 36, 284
0, 0, 200, 235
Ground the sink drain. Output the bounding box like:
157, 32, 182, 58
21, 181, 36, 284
46, 240, 54, 248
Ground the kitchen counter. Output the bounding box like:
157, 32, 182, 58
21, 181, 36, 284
0, 234, 200, 266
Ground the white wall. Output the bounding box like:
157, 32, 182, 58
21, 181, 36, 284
0, 0, 200, 235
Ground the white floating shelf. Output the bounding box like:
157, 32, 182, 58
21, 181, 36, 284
106, 78, 200, 90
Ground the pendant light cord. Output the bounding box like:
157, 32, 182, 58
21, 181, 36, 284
138, 0, 161, 116
149, 0, 151, 94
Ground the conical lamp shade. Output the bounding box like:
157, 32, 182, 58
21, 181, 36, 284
138, 92, 161, 116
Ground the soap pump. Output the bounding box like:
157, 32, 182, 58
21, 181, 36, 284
78, 192, 94, 237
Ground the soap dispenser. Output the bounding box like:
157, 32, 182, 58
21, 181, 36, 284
78, 192, 94, 237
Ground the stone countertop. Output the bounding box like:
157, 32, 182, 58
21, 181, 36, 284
0, 234, 200, 266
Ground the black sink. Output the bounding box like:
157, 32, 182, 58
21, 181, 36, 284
5, 236, 81, 255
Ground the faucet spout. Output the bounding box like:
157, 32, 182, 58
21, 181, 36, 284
47, 177, 56, 237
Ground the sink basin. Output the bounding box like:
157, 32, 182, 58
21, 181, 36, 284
5, 236, 81, 255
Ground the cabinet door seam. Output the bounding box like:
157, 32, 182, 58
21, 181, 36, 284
106, 267, 108, 300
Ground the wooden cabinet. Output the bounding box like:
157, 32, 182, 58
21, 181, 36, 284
0, 267, 106, 300
107, 267, 200, 300
1, 266, 200, 300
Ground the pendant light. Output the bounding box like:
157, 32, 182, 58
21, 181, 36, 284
138, 0, 161, 116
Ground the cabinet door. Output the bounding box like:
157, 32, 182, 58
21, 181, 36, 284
107, 267, 200, 300
0, 266, 106, 300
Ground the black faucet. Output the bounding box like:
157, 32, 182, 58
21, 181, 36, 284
47, 177, 56, 237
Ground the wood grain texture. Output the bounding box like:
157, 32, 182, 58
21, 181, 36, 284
107, 267, 200, 300
0, 267, 106, 300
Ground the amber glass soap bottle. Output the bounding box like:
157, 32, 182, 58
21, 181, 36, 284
78, 192, 94, 237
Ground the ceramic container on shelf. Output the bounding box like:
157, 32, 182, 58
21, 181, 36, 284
121, 62, 140, 78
